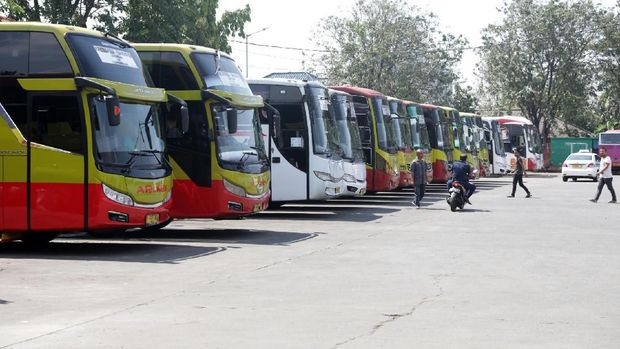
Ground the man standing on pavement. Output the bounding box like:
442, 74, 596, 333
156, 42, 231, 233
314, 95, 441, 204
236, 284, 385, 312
590, 147, 617, 203
508, 148, 531, 198
410, 149, 428, 208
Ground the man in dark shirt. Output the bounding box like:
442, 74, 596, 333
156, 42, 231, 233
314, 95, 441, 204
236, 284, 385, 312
507, 148, 531, 198
448, 154, 476, 204
410, 149, 428, 208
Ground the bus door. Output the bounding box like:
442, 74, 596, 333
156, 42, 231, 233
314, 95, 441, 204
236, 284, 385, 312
262, 85, 307, 201
351, 97, 373, 184
27, 93, 86, 231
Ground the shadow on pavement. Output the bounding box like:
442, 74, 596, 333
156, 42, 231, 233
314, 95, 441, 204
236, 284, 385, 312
83, 228, 320, 247
259, 204, 400, 222
0, 241, 225, 264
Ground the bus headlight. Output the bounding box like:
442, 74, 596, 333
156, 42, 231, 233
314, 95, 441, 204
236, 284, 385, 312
342, 173, 356, 183
223, 179, 246, 197
314, 171, 333, 182
103, 184, 134, 206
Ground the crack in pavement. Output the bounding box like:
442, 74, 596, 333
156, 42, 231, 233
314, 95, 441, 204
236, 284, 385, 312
330, 273, 452, 349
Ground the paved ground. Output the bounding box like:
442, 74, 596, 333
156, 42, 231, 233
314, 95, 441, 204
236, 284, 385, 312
1, 174, 619, 349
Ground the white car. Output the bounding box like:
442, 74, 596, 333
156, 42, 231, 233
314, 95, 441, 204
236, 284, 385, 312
561, 151, 600, 182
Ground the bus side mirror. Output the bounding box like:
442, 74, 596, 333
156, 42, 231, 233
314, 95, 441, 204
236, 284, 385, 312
105, 95, 121, 126
180, 105, 189, 134
361, 127, 371, 142
227, 108, 238, 134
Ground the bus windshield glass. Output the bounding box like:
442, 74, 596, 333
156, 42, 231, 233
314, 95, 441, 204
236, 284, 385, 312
308, 87, 339, 156
331, 94, 363, 161
525, 124, 542, 153
67, 34, 150, 86
191, 53, 252, 95
600, 132, 620, 144
213, 106, 268, 173
91, 97, 167, 176
491, 121, 503, 156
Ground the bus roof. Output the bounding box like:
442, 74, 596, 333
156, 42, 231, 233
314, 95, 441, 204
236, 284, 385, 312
248, 77, 326, 89
600, 129, 620, 134
493, 115, 533, 125
328, 88, 352, 97
330, 86, 383, 97
133, 43, 234, 60
0, 21, 107, 38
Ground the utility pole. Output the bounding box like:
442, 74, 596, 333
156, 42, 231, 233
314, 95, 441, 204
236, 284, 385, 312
245, 27, 269, 78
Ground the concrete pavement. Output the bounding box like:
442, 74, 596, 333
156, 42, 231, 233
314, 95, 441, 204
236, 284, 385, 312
1, 174, 618, 348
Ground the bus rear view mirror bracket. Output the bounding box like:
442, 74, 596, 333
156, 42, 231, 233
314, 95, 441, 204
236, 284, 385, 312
74, 77, 120, 126
167, 93, 190, 134
226, 107, 238, 134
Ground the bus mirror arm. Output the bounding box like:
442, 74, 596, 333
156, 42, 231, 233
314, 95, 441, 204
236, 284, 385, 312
74, 77, 120, 126
167, 93, 190, 134
263, 102, 281, 137
201, 89, 231, 107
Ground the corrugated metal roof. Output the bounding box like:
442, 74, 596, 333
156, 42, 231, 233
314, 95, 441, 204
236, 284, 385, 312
263, 71, 321, 81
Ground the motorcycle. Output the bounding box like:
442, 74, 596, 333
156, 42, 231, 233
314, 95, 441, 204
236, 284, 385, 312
447, 181, 466, 212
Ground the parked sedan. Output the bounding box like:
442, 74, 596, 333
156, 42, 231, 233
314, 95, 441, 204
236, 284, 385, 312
562, 151, 600, 182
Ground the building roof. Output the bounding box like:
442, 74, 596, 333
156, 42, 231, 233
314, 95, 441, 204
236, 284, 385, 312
263, 71, 321, 81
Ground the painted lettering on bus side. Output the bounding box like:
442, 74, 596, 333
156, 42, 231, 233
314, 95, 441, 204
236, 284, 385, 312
136, 183, 168, 194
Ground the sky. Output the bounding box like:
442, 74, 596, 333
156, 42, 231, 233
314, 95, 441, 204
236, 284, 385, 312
218, 0, 617, 85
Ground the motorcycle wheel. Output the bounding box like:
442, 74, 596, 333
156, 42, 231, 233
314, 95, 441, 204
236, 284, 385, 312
449, 194, 458, 212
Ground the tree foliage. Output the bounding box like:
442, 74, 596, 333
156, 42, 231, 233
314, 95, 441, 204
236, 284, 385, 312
0, 0, 251, 53
452, 83, 479, 113
594, 3, 620, 130
478, 0, 606, 141
312, 0, 467, 105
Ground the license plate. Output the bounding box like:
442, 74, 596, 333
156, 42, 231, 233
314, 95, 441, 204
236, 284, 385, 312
335, 187, 341, 194
571, 164, 582, 168
145, 213, 159, 226
253, 203, 262, 212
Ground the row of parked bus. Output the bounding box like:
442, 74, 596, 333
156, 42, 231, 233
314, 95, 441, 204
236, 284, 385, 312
0, 23, 544, 243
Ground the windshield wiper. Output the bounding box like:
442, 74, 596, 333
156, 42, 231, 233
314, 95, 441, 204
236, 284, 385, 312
237, 151, 258, 169
121, 151, 153, 172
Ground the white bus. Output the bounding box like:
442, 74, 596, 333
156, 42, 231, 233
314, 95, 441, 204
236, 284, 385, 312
249, 79, 346, 204
495, 116, 544, 171
328, 89, 367, 196
482, 117, 508, 175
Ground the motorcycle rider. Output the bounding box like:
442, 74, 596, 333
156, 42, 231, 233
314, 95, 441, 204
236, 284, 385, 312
447, 154, 476, 204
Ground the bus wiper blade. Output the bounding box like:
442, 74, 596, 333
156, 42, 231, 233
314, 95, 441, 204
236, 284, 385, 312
124, 150, 153, 168
238, 151, 257, 169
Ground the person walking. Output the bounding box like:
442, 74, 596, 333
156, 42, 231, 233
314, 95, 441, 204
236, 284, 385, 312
590, 147, 616, 203
410, 149, 428, 208
507, 148, 531, 198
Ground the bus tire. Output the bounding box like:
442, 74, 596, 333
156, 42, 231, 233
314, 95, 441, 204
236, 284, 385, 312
562, 176, 568, 182
268, 201, 284, 209
21, 232, 58, 245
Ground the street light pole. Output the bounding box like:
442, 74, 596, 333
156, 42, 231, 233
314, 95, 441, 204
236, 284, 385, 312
245, 27, 269, 78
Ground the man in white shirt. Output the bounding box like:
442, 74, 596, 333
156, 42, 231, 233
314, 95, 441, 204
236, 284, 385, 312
590, 147, 617, 203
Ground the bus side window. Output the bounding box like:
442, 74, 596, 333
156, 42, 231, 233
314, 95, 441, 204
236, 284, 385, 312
29, 32, 72, 75
31, 95, 83, 154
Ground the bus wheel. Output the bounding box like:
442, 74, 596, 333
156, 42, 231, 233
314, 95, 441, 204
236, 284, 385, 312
562, 177, 568, 182
21, 232, 58, 245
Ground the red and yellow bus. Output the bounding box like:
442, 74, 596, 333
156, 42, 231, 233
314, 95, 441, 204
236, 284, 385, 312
387, 97, 414, 188
135, 44, 270, 220
404, 101, 434, 183
330, 86, 399, 192
420, 104, 451, 182
0, 23, 183, 242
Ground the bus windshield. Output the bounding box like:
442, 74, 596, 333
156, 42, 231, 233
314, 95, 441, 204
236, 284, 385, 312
308, 87, 339, 157
331, 94, 363, 161
191, 52, 253, 95
600, 132, 620, 144
67, 34, 150, 87
213, 106, 268, 173
91, 97, 167, 176
371, 97, 390, 152
525, 124, 542, 153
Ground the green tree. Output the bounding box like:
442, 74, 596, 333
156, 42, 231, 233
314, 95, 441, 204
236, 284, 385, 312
0, 0, 124, 28
594, 2, 620, 131
453, 83, 479, 113
312, 0, 467, 104
478, 0, 605, 142
0, 0, 251, 53
122, 0, 250, 53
